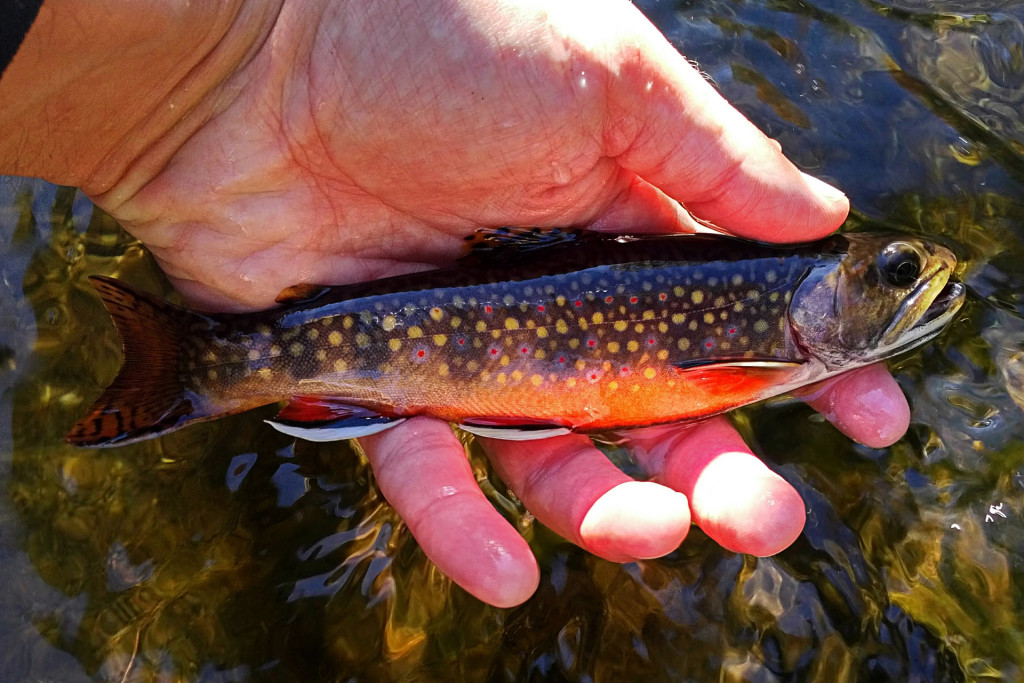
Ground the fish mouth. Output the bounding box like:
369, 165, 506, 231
881, 277, 965, 355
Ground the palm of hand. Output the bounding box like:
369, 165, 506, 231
87, 0, 904, 607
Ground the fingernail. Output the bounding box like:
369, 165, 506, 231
579, 481, 691, 561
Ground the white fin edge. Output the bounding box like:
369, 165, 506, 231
458, 424, 573, 441
265, 418, 406, 442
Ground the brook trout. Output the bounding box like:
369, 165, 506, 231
67, 229, 964, 447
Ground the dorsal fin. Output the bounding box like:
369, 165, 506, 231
458, 227, 589, 266
275, 283, 332, 305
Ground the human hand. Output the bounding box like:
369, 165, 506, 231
0, 0, 910, 606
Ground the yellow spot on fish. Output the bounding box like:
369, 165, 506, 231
497, 373, 507, 386
208, 369, 218, 380
678, 338, 691, 351
476, 321, 487, 333
674, 286, 685, 297
534, 349, 546, 360
466, 360, 479, 372
688, 320, 698, 331
658, 322, 668, 333
526, 319, 536, 329
769, 292, 779, 303
720, 311, 729, 321
307, 328, 319, 341
691, 291, 704, 304
609, 381, 619, 391
754, 320, 769, 333
566, 378, 577, 388
607, 341, 620, 353
316, 349, 327, 361
714, 296, 726, 307
631, 385, 640, 393
500, 355, 510, 366
627, 340, 639, 352
732, 274, 744, 286
634, 323, 645, 333
536, 327, 549, 339
257, 324, 272, 336
329, 331, 343, 347
389, 339, 402, 352
671, 313, 685, 325
408, 326, 423, 339
334, 359, 348, 372
505, 318, 520, 331
733, 302, 744, 313
270, 345, 281, 357
439, 362, 449, 377
257, 367, 272, 379
704, 312, 715, 324
247, 349, 260, 361
530, 374, 543, 387
614, 320, 628, 332
643, 368, 656, 380
592, 312, 604, 324
203, 351, 217, 362
657, 349, 669, 360
575, 360, 586, 371
491, 330, 502, 339
556, 295, 566, 307
450, 316, 462, 328
481, 370, 491, 382
578, 318, 589, 331
290, 342, 304, 357
382, 315, 397, 331
430, 307, 444, 322
784, 291, 792, 303
556, 319, 568, 334
511, 370, 523, 381
355, 333, 370, 348
433, 334, 447, 346
643, 310, 656, 320
568, 338, 580, 350
343, 316, 354, 330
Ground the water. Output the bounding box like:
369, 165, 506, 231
3, 0, 1024, 679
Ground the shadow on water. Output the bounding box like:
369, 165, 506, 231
3, 0, 1024, 680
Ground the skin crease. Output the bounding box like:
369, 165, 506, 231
0, 0, 912, 607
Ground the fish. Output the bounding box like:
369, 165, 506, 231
66, 228, 965, 447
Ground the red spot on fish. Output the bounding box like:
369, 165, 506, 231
705, 341, 714, 349
659, 293, 668, 301
587, 371, 601, 383
413, 345, 430, 363
484, 305, 493, 314
537, 304, 546, 312
587, 339, 597, 348
457, 337, 467, 346
520, 345, 530, 355
629, 296, 638, 304
489, 346, 500, 356
605, 295, 614, 303
574, 300, 583, 307
647, 338, 656, 346
557, 356, 566, 364
620, 366, 631, 376
727, 327, 737, 336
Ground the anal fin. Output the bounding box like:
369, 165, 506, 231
267, 396, 405, 441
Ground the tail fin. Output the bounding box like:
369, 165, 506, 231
66, 276, 210, 448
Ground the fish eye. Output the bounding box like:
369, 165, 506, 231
878, 242, 922, 288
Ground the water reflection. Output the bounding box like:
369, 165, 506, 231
3, 0, 1024, 679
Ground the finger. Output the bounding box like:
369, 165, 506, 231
629, 417, 805, 556
360, 417, 539, 608
481, 434, 691, 562
600, 8, 849, 242
796, 363, 910, 448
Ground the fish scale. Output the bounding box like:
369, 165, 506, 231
66, 229, 965, 447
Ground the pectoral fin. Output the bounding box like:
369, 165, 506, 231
672, 359, 809, 395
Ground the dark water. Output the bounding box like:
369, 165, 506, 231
2, 0, 1024, 680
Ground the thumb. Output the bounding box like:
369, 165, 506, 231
599, 6, 849, 241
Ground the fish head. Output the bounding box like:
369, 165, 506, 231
789, 233, 965, 370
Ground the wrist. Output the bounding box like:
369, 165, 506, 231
0, 0, 282, 192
